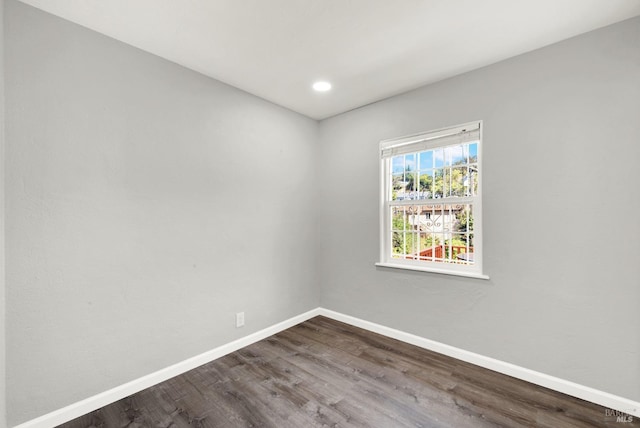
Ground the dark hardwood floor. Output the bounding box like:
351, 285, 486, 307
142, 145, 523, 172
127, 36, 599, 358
58, 316, 637, 427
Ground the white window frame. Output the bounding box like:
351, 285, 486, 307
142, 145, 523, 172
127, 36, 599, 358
376, 121, 489, 280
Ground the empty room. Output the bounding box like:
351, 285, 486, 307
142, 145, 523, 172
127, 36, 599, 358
1, 0, 639, 427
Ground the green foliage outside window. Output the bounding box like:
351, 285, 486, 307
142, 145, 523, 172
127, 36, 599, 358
392, 210, 473, 257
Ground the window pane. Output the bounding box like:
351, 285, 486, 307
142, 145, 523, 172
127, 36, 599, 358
392, 174, 405, 201
446, 145, 465, 166
418, 170, 433, 199
433, 169, 444, 198
469, 142, 478, 162
418, 233, 438, 261
469, 165, 478, 196
433, 234, 446, 261
442, 168, 449, 197
419, 150, 433, 169
406, 170, 418, 194
455, 204, 474, 233
448, 233, 469, 260
434, 148, 444, 168
405, 153, 416, 173
391, 156, 404, 174
450, 166, 466, 197
392, 207, 406, 231
442, 168, 464, 197
391, 232, 405, 257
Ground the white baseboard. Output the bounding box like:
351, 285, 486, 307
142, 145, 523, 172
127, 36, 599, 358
317, 308, 640, 418
13, 308, 322, 428
14, 306, 639, 427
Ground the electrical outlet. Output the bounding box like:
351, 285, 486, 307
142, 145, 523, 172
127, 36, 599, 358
236, 312, 245, 328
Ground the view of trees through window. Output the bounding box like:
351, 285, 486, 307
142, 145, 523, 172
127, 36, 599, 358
389, 142, 478, 264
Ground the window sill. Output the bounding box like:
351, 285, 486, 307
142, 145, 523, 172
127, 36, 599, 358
375, 262, 490, 280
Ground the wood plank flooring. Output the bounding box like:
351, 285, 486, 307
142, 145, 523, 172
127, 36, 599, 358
58, 316, 637, 427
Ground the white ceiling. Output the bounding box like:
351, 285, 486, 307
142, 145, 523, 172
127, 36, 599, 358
18, 0, 640, 120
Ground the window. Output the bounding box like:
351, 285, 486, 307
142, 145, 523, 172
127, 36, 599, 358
377, 121, 487, 279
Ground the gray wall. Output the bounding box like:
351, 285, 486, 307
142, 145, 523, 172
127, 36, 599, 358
0, 0, 6, 426
4, 0, 319, 425
318, 16, 640, 401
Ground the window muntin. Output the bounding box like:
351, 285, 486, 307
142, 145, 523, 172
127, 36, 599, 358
379, 122, 485, 278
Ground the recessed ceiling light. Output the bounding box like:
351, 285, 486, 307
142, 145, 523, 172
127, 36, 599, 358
312, 81, 332, 92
